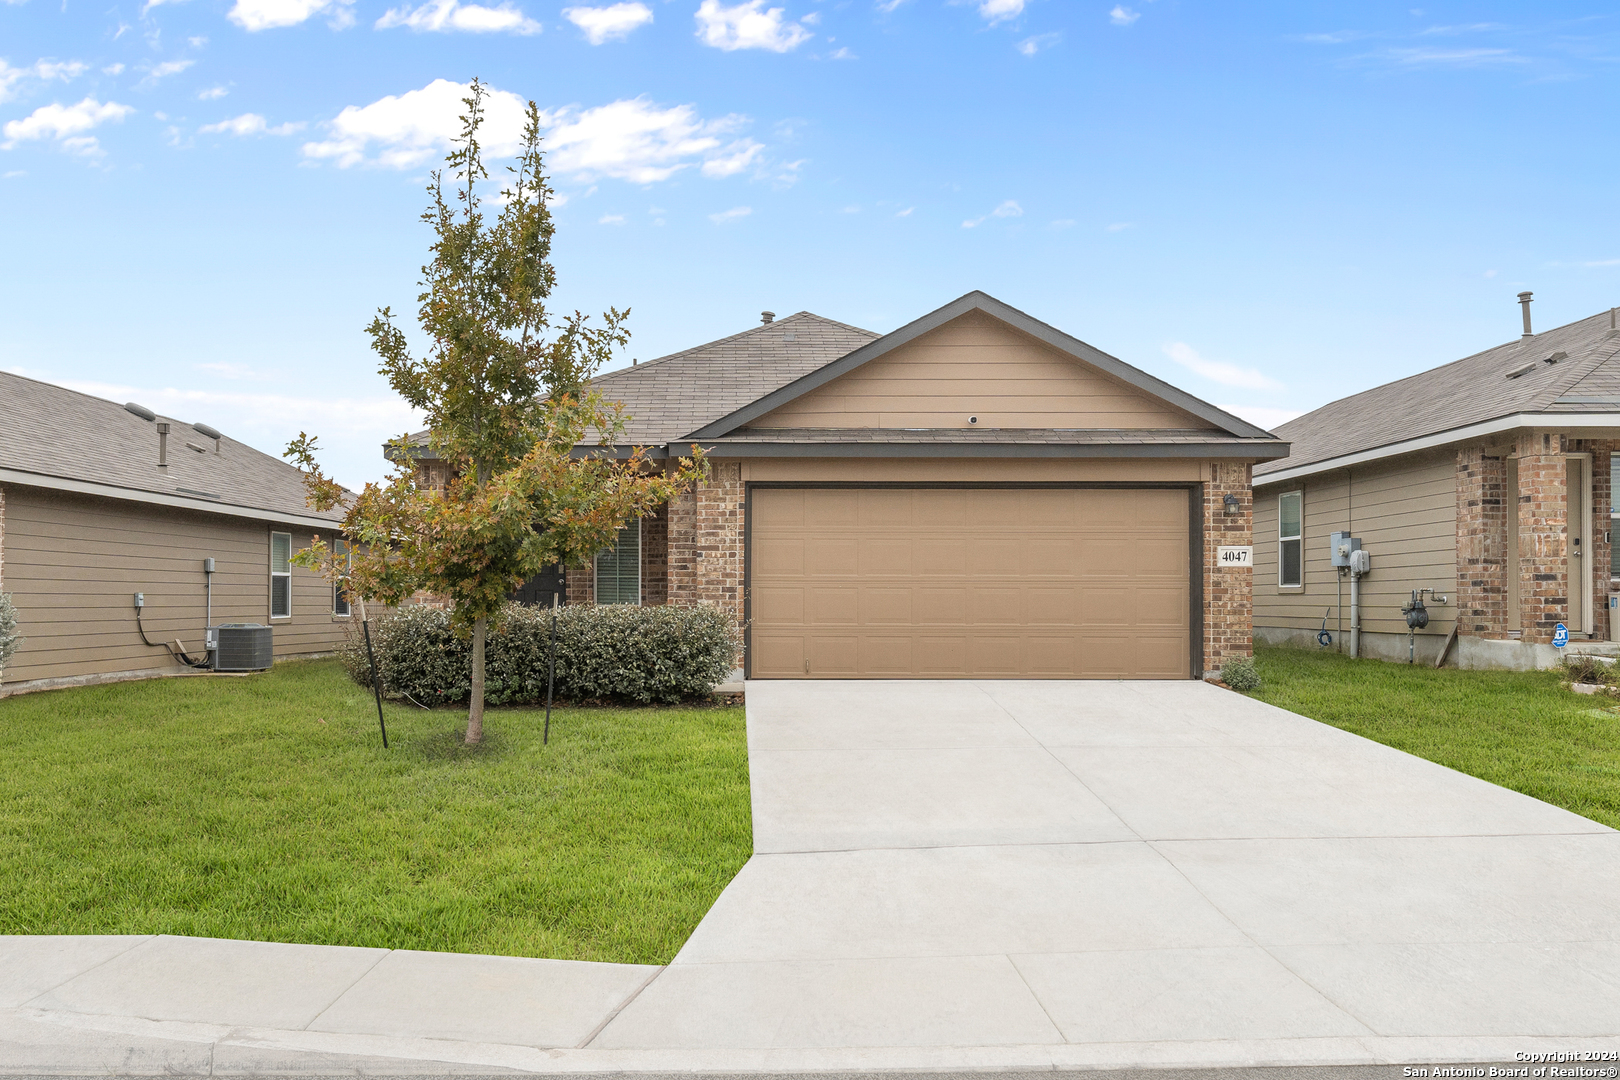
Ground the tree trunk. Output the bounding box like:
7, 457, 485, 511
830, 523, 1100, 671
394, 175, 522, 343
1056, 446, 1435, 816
465, 614, 487, 745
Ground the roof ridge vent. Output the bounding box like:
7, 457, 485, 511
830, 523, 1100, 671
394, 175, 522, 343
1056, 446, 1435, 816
125, 402, 156, 421
1505, 361, 1538, 379
1544, 350, 1568, 365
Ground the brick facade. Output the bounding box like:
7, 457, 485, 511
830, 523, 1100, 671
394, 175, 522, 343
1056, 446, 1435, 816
1515, 433, 1569, 644
1456, 446, 1510, 637
667, 461, 745, 632
1203, 462, 1254, 673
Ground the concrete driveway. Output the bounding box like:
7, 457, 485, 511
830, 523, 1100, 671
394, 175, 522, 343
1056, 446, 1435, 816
595, 678, 1620, 1063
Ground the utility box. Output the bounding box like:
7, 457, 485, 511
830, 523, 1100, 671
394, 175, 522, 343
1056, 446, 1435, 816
213, 623, 273, 672
1330, 532, 1361, 568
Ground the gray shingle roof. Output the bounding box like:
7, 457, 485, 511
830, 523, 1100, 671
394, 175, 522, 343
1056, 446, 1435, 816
0, 370, 343, 524
1256, 311, 1620, 478
589, 311, 880, 445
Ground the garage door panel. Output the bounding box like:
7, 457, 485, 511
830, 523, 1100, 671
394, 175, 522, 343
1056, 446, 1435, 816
754, 586, 807, 624
750, 486, 1193, 679
805, 538, 858, 576
810, 587, 858, 625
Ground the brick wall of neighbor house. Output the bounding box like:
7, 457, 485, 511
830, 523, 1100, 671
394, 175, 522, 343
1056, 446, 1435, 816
667, 462, 745, 662
1515, 432, 1568, 644
1203, 461, 1254, 674
1456, 446, 1511, 638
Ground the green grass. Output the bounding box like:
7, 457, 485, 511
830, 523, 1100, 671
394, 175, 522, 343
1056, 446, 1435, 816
1250, 646, 1620, 830
0, 659, 751, 963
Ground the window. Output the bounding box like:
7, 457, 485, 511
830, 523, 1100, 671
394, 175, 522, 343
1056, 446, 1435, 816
333, 538, 351, 617
270, 531, 292, 618
594, 520, 641, 605
1278, 491, 1303, 588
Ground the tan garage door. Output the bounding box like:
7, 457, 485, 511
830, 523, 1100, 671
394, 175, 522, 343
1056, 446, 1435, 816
749, 487, 1192, 679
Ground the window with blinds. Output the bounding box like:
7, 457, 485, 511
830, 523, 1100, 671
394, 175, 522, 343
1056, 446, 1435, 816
594, 520, 641, 605
271, 531, 292, 618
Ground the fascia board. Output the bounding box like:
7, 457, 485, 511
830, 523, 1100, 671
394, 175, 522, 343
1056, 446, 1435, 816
687, 290, 1275, 441
0, 467, 344, 531
1252, 411, 1620, 487
691, 441, 1291, 460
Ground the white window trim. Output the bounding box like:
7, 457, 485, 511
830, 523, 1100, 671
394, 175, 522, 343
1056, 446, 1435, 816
333, 538, 352, 618
270, 531, 293, 619
594, 519, 642, 606
1278, 490, 1304, 590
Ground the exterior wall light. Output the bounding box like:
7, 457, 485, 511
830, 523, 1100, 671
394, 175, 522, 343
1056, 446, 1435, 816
1223, 494, 1241, 515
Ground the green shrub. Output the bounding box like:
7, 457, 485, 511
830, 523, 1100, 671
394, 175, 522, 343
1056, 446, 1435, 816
1221, 655, 1261, 692
1561, 653, 1616, 686
340, 602, 742, 706
0, 592, 21, 680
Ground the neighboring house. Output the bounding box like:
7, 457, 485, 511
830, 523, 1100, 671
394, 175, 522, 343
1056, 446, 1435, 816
1253, 298, 1620, 669
0, 371, 351, 693
400, 291, 1288, 679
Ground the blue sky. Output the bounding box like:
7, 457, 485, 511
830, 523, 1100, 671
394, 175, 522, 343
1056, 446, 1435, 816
3, 1, 1619, 487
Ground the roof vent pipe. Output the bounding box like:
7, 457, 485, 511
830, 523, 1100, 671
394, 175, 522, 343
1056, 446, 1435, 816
156, 422, 170, 468
1518, 291, 1534, 338
194, 422, 223, 452
760, 311, 775, 324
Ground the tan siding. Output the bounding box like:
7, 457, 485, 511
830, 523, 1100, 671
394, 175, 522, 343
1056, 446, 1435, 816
1254, 451, 1458, 638
753, 311, 1204, 431
3, 486, 349, 683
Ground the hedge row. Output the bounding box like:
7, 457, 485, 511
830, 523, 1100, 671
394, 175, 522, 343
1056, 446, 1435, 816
339, 602, 742, 706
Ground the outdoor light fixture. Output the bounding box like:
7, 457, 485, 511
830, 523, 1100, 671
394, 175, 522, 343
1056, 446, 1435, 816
1223, 494, 1241, 515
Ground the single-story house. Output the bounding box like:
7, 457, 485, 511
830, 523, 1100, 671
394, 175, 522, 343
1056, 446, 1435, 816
1253, 295, 1620, 668
401, 291, 1289, 680
0, 371, 352, 694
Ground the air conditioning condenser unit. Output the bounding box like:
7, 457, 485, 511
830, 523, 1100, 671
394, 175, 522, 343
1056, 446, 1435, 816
212, 623, 274, 672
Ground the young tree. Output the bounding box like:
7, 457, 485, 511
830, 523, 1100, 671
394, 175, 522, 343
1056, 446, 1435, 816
288, 80, 706, 744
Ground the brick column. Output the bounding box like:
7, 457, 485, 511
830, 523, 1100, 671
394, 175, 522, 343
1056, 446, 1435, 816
641, 504, 669, 606
1203, 462, 1254, 674
667, 462, 745, 665
1456, 446, 1509, 637
1515, 432, 1567, 644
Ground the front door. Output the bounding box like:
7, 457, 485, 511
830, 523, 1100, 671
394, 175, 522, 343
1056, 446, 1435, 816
1569, 455, 1592, 635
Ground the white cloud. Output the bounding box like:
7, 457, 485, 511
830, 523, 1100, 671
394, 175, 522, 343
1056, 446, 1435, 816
303, 81, 754, 183
1379, 46, 1523, 67
1017, 32, 1058, 55
1104, 220, 1132, 232
598, 213, 626, 224
302, 79, 532, 168
700, 138, 762, 177
875, 0, 906, 11
2, 96, 134, 153
376, 0, 540, 34
1215, 404, 1302, 431
695, 0, 812, 52
827, 45, 855, 59
1048, 218, 1074, 229
103, 63, 126, 75
1109, 5, 1138, 26
189, 35, 209, 46
200, 112, 304, 136
895, 206, 913, 217
962, 199, 1022, 227
228, 0, 354, 31
710, 205, 751, 223
140, 59, 194, 85
1163, 342, 1283, 392
562, 2, 652, 42
198, 85, 228, 100
1, 58, 90, 103
977, 0, 1021, 25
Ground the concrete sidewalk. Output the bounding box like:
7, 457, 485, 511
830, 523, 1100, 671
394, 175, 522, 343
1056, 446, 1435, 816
4, 679, 1619, 1074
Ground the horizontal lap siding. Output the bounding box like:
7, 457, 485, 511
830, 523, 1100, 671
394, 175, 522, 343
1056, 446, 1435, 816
2, 486, 348, 683
1254, 451, 1458, 637
752, 311, 1203, 431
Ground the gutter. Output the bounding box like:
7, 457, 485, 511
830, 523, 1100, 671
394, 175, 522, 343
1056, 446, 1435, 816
1253, 411, 1620, 487
0, 466, 345, 531
564, 441, 1288, 461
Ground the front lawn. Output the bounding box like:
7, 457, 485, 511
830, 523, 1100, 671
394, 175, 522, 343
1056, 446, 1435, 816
0, 659, 751, 963
1250, 646, 1620, 830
